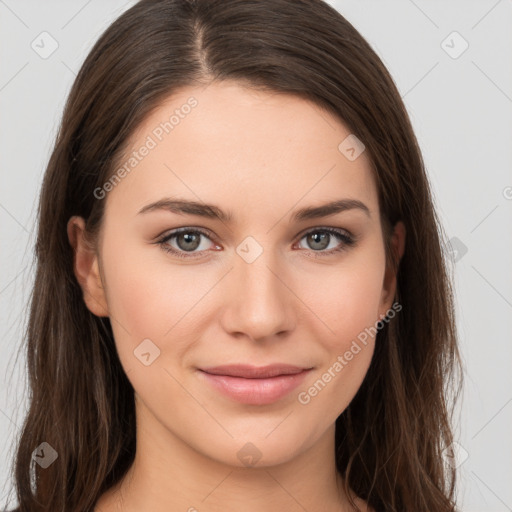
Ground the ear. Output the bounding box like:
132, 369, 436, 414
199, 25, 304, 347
67, 216, 109, 317
378, 220, 406, 319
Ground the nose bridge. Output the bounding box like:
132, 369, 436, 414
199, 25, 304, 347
221, 236, 295, 339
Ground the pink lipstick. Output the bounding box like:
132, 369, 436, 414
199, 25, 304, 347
197, 364, 312, 405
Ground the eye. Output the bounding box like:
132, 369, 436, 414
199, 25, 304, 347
157, 227, 219, 259
295, 228, 356, 257
156, 226, 356, 259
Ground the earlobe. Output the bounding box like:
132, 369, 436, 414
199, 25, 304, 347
67, 216, 109, 318
379, 220, 406, 319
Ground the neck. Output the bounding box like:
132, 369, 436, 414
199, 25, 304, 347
96, 398, 360, 512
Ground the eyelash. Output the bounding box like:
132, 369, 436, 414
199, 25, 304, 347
156, 226, 356, 260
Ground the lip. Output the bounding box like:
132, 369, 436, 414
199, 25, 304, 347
197, 364, 312, 405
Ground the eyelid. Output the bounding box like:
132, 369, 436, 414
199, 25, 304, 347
295, 224, 354, 239
158, 226, 215, 239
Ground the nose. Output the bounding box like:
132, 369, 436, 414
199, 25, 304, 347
219, 246, 297, 342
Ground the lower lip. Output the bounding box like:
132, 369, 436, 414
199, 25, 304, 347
198, 369, 311, 405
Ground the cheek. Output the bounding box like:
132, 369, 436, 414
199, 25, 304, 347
296, 341, 374, 435
294, 252, 384, 409
99, 239, 177, 361
100, 239, 222, 374
104, 260, 173, 337
336, 271, 384, 338
295, 269, 382, 424
301, 253, 385, 347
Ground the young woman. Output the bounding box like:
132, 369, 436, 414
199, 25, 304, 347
5, 0, 463, 510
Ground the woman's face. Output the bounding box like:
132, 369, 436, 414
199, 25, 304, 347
73, 81, 404, 468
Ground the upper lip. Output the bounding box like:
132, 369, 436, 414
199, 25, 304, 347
199, 364, 311, 379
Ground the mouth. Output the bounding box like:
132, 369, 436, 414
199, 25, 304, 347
197, 364, 313, 405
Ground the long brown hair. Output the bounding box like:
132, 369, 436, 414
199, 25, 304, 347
5, 0, 463, 510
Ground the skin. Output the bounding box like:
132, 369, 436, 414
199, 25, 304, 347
68, 81, 405, 512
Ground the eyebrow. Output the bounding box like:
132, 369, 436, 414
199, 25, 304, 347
137, 197, 371, 222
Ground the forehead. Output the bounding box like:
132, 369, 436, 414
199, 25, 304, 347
106, 81, 378, 224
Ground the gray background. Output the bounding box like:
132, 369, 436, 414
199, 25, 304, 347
1, 1, 511, 510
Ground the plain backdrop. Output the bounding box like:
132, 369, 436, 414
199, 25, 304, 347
1, 1, 511, 510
